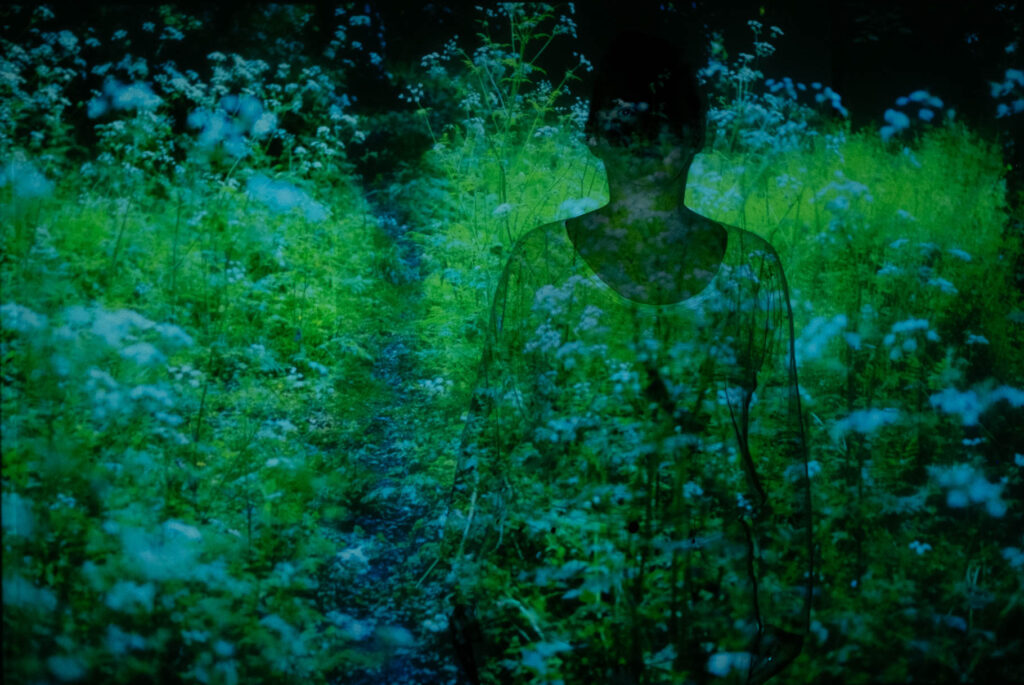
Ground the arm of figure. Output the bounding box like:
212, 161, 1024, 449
444, 248, 520, 685
444, 250, 521, 562
723, 244, 813, 685
444, 232, 555, 685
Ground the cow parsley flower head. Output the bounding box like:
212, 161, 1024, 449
0, 160, 55, 199
909, 540, 932, 555
0, 303, 48, 333
246, 173, 327, 222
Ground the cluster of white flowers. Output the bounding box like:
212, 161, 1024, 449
1003, 545, 1024, 569
0, 159, 55, 199
682, 481, 704, 499
909, 540, 933, 555
884, 317, 940, 361
707, 651, 751, 677
246, 173, 327, 222
284, 367, 306, 389
880, 90, 951, 141
795, 313, 849, 364
0, 302, 48, 333
417, 376, 453, 398
929, 383, 1024, 427
829, 408, 900, 442
990, 68, 1024, 118
814, 174, 874, 215
522, 321, 560, 357
168, 363, 204, 388
928, 462, 1007, 517
187, 93, 276, 158
87, 78, 162, 119
558, 196, 600, 217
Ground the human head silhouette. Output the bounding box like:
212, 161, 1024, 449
585, 30, 707, 177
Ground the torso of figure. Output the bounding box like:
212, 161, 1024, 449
565, 207, 729, 306
449, 217, 801, 683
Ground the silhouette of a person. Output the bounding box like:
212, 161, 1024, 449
445, 29, 812, 685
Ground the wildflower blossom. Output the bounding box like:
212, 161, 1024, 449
683, 481, 704, 499
1004, 546, 1024, 569
707, 652, 751, 676
881, 109, 910, 141
0, 160, 54, 199
2, 492, 35, 538
930, 384, 1024, 426
1, 302, 48, 333
246, 173, 327, 222
47, 657, 86, 682
795, 313, 847, 363
829, 408, 900, 441
121, 342, 165, 366
929, 463, 1007, 516
927, 277, 958, 295
909, 540, 932, 555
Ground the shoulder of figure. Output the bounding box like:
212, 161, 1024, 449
489, 221, 574, 338
720, 223, 791, 293
721, 223, 783, 267
502, 221, 573, 267
495, 221, 577, 296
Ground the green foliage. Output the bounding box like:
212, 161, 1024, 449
403, 4, 603, 448
402, 6, 1024, 683
0, 8, 398, 672
2, 2, 1023, 683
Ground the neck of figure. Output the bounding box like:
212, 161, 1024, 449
570, 163, 725, 305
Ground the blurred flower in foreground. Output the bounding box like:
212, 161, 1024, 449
707, 651, 751, 677
928, 463, 1007, 517
188, 95, 276, 159
880, 89, 952, 141
87, 78, 163, 118
246, 173, 327, 222
929, 384, 1024, 426
0, 159, 55, 199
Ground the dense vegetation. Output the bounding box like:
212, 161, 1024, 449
2, 3, 1022, 683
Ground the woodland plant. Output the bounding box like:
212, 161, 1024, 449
1, 4, 404, 683
405, 3, 603, 428
405, 5, 1023, 682
2, 2, 1022, 683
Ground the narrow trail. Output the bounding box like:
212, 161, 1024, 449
321, 201, 455, 684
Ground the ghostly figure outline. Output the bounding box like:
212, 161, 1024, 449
445, 28, 813, 685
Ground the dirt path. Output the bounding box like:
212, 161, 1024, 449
321, 204, 455, 684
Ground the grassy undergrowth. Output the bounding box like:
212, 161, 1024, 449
3, 3, 1023, 684
402, 7, 1024, 683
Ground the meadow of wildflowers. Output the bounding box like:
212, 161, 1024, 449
2, 3, 1023, 684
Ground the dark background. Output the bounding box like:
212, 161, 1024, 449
4, 0, 1021, 193
11, 0, 1021, 121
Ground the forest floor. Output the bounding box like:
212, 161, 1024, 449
321, 199, 456, 684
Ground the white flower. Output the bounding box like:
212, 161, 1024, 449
0, 160, 54, 199
707, 652, 751, 677
0, 303, 47, 333
165, 520, 202, 541
908, 540, 932, 555
559, 196, 600, 216
121, 342, 165, 366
